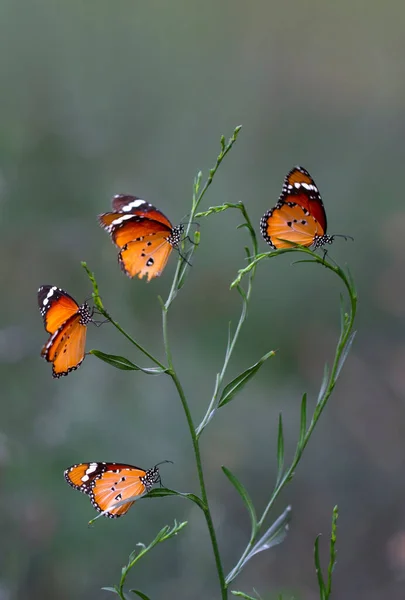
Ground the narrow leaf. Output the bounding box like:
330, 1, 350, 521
130, 591, 151, 600
317, 364, 330, 405
90, 350, 166, 374
245, 505, 292, 561
146, 488, 206, 511
277, 413, 284, 480
314, 535, 326, 599
231, 592, 257, 599
335, 331, 356, 380
222, 466, 257, 536
218, 350, 275, 408
326, 506, 339, 597
339, 293, 346, 335
298, 393, 307, 450
101, 587, 119, 595
227, 506, 292, 585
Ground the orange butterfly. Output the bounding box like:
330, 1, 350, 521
64, 461, 162, 518
260, 166, 334, 250
98, 195, 183, 281
38, 285, 94, 378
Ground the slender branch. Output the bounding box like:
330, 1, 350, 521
226, 248, 357, 582
162, 303, 227, 599
196, 202, 259, 436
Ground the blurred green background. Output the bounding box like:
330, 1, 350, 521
1, 1, 405, 598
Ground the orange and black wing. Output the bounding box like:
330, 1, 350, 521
99, 213, 173, 250
118, 225, 182, 280
278, 166, 327, 232
98, 195, 174, 248
38, 285, 80, 334
64, 462, 160, 518
41, 313, 89, 378
111, 195, 174, 229
260, 202, 327, 249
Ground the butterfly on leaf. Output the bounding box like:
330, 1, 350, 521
64, 461, 163, 518
98, 195, 183, 281
260, 166, 336, 250
38, 285, 95, 378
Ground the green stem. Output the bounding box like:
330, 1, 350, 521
227, 250, 357, 583
162, 305, 227, 599
196, 202, 259, 436
101, 308, 166, 370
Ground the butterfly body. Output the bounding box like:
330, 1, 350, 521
260, 166, 333, 250
99, 195, 182, 281
38, 285, 93, 378
64, 461, 161, 518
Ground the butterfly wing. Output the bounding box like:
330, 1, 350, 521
64, 462, 160, 518
279, 166, 327, 232
118, 232, 176, 280
99, 214, 173, 249
260, 202, 325, 249
38, 285, 80, 334
41, 313, 88, 378
111, 195, 174, 229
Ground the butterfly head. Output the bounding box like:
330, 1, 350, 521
78, 302, 94, 325
167, 224, 184, 248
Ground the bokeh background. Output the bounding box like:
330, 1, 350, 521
1, 1, 405, 598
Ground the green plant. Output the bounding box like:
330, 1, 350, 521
80, 126, 356, 599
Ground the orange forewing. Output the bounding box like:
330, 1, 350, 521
98, 214, 171, 249
111, 195, 174, 229
38, 286, 80, 334
282, 166, 327, 231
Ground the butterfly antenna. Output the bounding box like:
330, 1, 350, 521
330, 234, 354, 242
154, 459, 173, 488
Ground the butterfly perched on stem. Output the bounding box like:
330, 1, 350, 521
38, 285, 95, 378
98, 195, 183, 281
260, 166, 335, 250
64, 461, 163, 518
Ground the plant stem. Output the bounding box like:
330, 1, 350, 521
226, 250, 357, 584
196, 202, 259, 436
102, 308, 166, 370
162, 305, 227, 599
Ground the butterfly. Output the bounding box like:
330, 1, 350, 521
260, 166, 334, 250
64, 461, 162, 518
98, 194, 183, 281
38, 285, 94, 378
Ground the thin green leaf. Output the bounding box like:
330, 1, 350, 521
245, 505, 291, 561
102, 587, 119, 595
276, 413, 284, 481
314, 535, 326, 600
298, 393, 307, 450
326, 506, 339, 597
339, 293, 346, 335
90, 350, 166, 374
218, 350, 275, 408
317, 363, 330, 405
227, 506, 291, 585
130, 591, 151, 600
222, 466, 257, 537
145, 488, 206, 511
335, 331, 356, 380
231, 592, 257, 600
